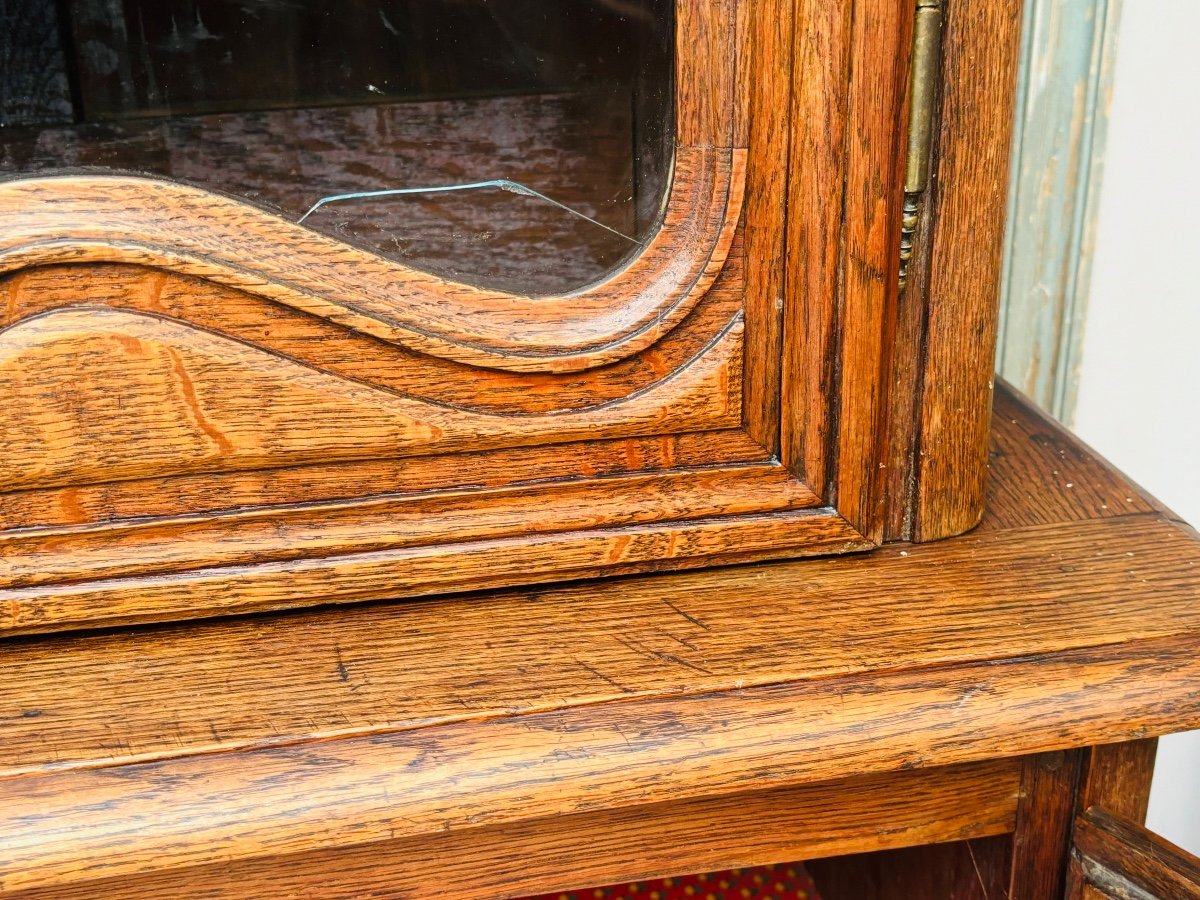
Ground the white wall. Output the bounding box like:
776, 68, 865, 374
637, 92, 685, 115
1072, 0, 1200, 855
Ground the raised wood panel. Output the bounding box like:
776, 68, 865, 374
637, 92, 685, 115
0, 261, 745, 416
0, 148, 744, 373
0, 307, 741, 491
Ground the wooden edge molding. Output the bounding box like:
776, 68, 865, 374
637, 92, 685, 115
0, 463, 820, 589
0, 1, 744, 374
0, 761, 1022, 900
0, 508, 869, 635
0, 631, 1197, 894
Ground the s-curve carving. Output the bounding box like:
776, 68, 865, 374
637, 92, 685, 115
0, 1, 742, 374
0, 150, 743, 374
0, 308, 743, 492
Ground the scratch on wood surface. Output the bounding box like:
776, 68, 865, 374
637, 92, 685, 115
663, 599, 712, 631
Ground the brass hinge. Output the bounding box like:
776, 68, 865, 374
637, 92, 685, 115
898, 0, 944, 291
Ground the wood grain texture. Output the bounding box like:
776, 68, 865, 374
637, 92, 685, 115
0, 0, 1033, 629
981, 381, 1163, 534
0, 0, 948, 633
3, 388, 1199, 770
1009, 750, 1084, 900
0, 307, 742, 492
1077, 740, 1159, 825
881, 186, 935, 541
1, 761, 1021, 900
1069, 807, 1200, 899
2, 388, 1200, 896
738, 0, 793, 451
0, 148, 743, 374
830, 0, 911, 541
2, 511, 1199, 775
0, 262, 745, 418
4, 633, 1199, 896
0, 0, 740, 376
781, 0, 849, 494
0, 464, 818, 588
1064, 741, 1164, 900
0, 508, 868, 635
911, 0, 1023, 541
0, 429, 771, 531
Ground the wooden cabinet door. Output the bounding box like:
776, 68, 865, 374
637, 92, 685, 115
0, 0, 1019, 635
1068, 807, 1200, 899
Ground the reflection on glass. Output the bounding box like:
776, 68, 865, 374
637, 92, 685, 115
1, 0, 675, 294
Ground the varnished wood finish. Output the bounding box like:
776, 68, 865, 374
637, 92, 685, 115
908, 0, 1024, 541
980, 384, 1165, 534
828, 0, 911, 540
1077, 740, 1160, 825
2, 761, 1020, 900
782, 0, 847, 496
738, 0, 792, 451
0, 0, 1024, 632
1063, 742, 1165, 900
1069, 807, 1200, 900
2, 387, 1200, 897
1009, 751, 1084, 900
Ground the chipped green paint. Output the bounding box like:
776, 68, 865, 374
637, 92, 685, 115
997, 0, 1122, 421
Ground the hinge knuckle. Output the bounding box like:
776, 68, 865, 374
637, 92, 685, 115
899, 0, 944, 291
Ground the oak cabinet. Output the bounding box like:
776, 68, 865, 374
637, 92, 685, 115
0, 0, 1015, 635
6, 4, 1200, 898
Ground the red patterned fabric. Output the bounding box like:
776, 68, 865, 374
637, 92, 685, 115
526, 863, 821, 900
